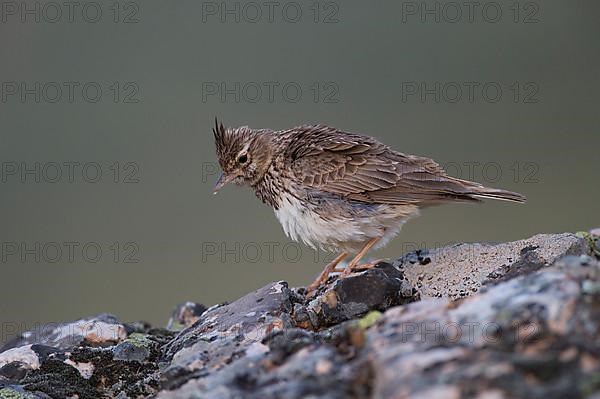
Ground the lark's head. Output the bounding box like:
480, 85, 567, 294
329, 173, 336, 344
212, 120, 273, 194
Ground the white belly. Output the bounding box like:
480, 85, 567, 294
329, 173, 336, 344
274, 193, 419, 253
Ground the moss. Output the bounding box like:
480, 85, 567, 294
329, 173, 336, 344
576, 231, 600, 257
0, 387, 38, 399
168, 320, 185, 332
357, 311, 382, 330
125, 333, 154, 349
580, 371, 600, 397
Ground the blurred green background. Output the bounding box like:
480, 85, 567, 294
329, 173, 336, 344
0, 0, 598, 338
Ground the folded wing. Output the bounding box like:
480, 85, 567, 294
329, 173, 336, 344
285, 125, 525, 205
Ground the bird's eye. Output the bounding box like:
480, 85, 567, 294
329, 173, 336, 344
238, 154, 248, 164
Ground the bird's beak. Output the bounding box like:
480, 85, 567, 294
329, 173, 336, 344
213, 172, 236, 195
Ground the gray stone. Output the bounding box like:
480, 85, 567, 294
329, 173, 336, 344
0, 386, 51, 399
160, 281, 298, 390
367, 255, 600, 399
113, 334, 152, 362
304, 262, 418, 328
3, 232, 598, 399
166, 302, 207, 331
0, 314, 127, 352
394, 233, 588, 299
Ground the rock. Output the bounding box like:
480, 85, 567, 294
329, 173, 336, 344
0, 346, 41, 372
0, 321, 174, 399
112, 333, 156, 362
576, 230, 600, 258
15, 343, 164, 398
2, 232, 599, 399
394, 233, 588, 299
304, 263, 418, 328
160, 281, 298, 390
0, 345, 63, 382
158, 324, 371, 399
365, 254, 600, 398
0, 314, 127, 352
0, 386, 51, 399
166, 302, 207, 331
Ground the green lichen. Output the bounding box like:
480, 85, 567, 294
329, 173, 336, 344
580, 371, 600, 397
357, 311, 382, 330
168, 320, 185, 332
575, 231, 600, 257
124, 333, 154, 349
0, 388, 38, 399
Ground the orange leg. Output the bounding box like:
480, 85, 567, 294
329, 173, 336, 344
305, 252, 348, 294
341, 237, 381, 277
350, 258, 388, 271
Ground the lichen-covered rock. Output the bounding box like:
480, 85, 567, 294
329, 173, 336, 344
112, 332, 159, 362
578, 229, 600, 258
0, 314, 127, 352
0, 385, 51, 399
0, 318, 173, 399
394, 233, 588, 299
160, 281, 299, 390
2, 232, 598, 399
0, 345, 63, 382
166, 302, 207, 331
367, 254, 600, 399
158, 324, 372, 399
0, 346, 41, 374
14, 335, 171, 399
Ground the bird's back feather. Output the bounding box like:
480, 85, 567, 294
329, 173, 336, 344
281, 125, 526, 206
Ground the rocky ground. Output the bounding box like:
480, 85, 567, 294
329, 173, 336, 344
1, 230, 600, 399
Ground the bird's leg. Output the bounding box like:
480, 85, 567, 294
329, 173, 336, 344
305, 252, 348, 294
352, 258, 388, 271
341, 237, 381, 277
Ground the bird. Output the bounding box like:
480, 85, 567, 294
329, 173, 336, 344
212, 120, 526, 294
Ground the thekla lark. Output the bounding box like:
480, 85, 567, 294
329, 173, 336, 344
213, 121, 525, 293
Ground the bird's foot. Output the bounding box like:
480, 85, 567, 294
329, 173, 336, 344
340, 258, 388, 277
304, 253, 348, 297
305, 276, 328, 297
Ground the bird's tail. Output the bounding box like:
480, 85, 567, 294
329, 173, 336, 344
449, 176, 526, 203
469, 186, 527, 203
428, 173, 526, 204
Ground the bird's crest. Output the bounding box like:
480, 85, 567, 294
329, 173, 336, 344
213, 118, 227, 154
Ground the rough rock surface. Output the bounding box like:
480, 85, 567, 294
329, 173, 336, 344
0, 314, 127, 352
303, 262, 418, 328
1, 231, 598, 399
393, 232, 588, 299
166, 302, 207, 332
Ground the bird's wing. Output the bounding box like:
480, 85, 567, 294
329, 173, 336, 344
285, 125, 483, 205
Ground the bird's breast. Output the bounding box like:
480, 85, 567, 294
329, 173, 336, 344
274, 192, 347, 252
273, 189, 407, 253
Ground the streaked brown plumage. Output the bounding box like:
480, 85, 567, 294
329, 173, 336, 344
213, 120, 525, 292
